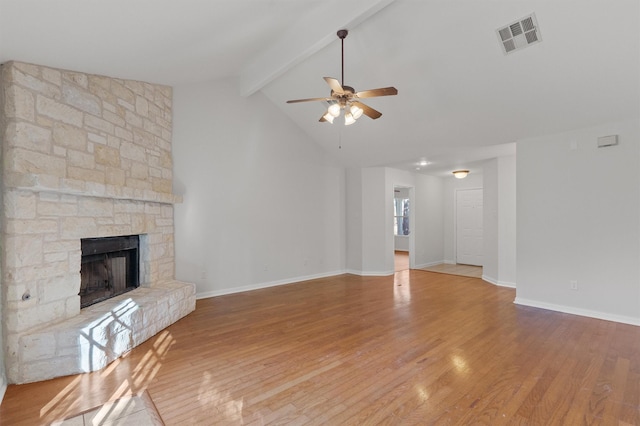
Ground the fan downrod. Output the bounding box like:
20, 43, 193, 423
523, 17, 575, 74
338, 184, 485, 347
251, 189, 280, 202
337, 29, 349, 86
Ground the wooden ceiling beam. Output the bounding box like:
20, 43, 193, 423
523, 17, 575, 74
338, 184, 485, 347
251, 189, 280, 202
238, 0, 396, 97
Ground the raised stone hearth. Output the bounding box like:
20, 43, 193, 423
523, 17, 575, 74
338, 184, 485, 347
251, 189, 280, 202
1, 61, 195, 384
16, 280, 194, 383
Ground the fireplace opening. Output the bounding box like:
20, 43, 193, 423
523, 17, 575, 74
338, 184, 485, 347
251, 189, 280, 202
80, 235, 140, 308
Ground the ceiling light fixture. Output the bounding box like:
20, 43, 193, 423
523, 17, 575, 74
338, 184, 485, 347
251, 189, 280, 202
344, 110, 356, 126
452, 170, 469, 179
350, 104, 363, 119
324, 100, 363, 125
328, 102, 341, 117
286, 29, 398, 125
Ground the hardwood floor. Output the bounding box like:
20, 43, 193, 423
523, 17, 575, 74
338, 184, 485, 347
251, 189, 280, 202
1, 271, 639, 425
394, 250, 410, 271
420, 263, 483, 279
394, 251, 482, 279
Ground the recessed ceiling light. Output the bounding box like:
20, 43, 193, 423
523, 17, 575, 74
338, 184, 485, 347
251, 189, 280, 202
419, 160, 429, 166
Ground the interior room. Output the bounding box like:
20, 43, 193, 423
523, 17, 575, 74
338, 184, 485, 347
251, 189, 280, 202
0, 0, 638, 424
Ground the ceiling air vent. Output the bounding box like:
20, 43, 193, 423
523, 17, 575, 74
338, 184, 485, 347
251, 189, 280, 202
497, 13, 541, 55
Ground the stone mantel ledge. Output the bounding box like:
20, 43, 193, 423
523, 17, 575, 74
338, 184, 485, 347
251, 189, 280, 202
6, 177, 183, 205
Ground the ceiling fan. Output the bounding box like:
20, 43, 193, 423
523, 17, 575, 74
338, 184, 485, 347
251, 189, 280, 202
286, 29, 398, 126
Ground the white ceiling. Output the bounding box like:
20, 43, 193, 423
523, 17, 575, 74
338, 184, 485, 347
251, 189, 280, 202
1, 0, 638, 177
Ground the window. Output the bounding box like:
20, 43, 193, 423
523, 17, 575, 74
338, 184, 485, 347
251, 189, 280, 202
394, 198, 410, 236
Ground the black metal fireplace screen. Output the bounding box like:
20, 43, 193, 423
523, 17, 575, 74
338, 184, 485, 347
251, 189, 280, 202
80, 235, 139, 308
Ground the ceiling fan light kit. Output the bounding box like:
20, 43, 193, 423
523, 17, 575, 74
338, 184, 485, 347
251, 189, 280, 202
322, 112, 335, 123
287, 29, 397, 125
328, 102, 341, 117
344, 111, 356, 126
350, 104, 363, 119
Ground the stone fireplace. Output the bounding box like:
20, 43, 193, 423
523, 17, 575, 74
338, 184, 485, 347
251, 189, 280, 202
0, 61, 195, 384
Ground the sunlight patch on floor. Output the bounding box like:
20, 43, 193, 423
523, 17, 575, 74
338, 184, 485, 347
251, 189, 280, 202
50, 391, 163, 425
41, 330, 174, 424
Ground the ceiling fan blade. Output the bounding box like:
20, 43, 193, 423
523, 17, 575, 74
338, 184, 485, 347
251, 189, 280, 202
355, 87, 398, 98
286, 97, 330, 104
352, 101, 382, 119
323, 77, 344, 95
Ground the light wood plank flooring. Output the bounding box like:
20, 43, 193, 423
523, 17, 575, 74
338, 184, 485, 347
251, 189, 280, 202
394, 250, 410, 271
420, 263, 483, 279
1, 271, 639, 425
394, 252, 482, 280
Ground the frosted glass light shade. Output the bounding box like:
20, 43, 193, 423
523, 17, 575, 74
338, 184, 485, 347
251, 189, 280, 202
322, 112, 335, 123
328, 103, 341, 117
452, 170, 469, 179
344, 112, 356, 126
350, 104, 363, 119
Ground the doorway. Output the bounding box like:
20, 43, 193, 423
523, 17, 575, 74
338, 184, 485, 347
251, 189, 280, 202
393, 185, 413, 271
456, 188, 483, 266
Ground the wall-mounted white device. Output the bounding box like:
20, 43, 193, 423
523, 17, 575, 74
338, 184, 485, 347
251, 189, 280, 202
597, 135, 618, 148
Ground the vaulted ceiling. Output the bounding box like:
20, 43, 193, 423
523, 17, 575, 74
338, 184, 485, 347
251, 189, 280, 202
1, 0, 638, 176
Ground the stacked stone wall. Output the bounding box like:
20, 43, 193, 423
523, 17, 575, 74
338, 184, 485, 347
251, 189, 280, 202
2, 61, 174, 200
0, 54, 6, 398
0, 61, 192, 384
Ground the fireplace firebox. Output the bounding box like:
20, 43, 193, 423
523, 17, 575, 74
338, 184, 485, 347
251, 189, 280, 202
80, 235, 140, 308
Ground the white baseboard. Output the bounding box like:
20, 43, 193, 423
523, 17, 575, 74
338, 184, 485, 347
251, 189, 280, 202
413, 260, 445, 269
196, 270, 346, 299
0, 381, 6, 405
482, 275, 516, 288
346, 269, 395, 277
482, 275, 497, 285
514, 297, 640, 326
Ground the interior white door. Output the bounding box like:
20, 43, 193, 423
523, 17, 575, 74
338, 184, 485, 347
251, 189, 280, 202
456, 188, 483, 266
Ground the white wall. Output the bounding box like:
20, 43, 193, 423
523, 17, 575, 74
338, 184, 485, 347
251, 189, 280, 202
412, 174, 445, 268
394, 236, 409, 251
483, 159, 499, 281
348, 166, 402, 275
388, 168, 448, 272
387, 168, 447, 270
482, 156, 517, 287
498, 155, 516, 286
346, 168, 363, 273
516, 119, 640, 325
443, 173, 484, 263
360, 167, 392, 274
347, 167, 444, 274
394, 187, 410, 198
172, 77, 346, 298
